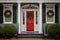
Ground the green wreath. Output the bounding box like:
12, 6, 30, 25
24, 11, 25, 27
47, 10, 54, 17
4, 10, 12, 17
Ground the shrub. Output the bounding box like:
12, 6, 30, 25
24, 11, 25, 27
0, 26, 4, 38
45, 24, 60, 38
3, 24, 17, 38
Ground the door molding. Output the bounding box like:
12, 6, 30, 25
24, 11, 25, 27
21, 9, 39, 32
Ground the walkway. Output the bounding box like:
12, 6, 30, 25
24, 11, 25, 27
0, 38, 59, 40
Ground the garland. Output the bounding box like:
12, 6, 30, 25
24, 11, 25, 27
4, 10, 12, 17
47, 10, 54, 18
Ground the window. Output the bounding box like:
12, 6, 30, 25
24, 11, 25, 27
23, 12, 25, 24
36, 11, 38, 24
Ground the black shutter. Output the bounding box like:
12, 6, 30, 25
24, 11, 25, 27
55, 4, 58, 23
42, 5, 46, 23
13, 5, 17, 23
0, 6, 3, 23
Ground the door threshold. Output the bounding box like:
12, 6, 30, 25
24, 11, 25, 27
27, 31, 34, 32
21, 31, 39, 34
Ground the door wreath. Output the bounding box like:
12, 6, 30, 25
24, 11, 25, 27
27, 13, 34, 19
47, 10, 54, 18
4, 10, 12, 17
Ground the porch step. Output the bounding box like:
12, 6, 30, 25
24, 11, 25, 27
17, 34, 44, 38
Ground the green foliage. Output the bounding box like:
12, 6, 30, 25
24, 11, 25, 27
0, 24, 17, 38
46, 24, 60, 38
0, 26, 4, 38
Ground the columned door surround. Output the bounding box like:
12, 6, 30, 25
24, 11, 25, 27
18, 3, 21, 34
21, 9, 39, 34
18, 3, 43, 34
39, 3, 43, 34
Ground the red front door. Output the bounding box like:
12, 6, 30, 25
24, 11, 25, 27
26, 11, 34, 31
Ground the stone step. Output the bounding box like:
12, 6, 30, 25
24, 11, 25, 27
17, 34, 45, 38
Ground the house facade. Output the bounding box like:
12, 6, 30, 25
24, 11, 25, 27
0, 0, 60, 37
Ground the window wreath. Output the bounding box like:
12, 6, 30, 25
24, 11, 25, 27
4, 10, 12, 17
47, 10, 54, 18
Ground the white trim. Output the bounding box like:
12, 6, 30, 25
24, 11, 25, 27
34, 10, 39, 32
0, 0, 60, 3
20, 9, 26, 32
4, 22, 13, 24
21, 9, 38, 32
46, 4, 55, 24
23, 9, 38, 11
18, 3, 21, 34
21, 4, 39, 9
25, 9, 37, 32
39, 3, 43, 34
3, 4, 13, 24
25, 10, 26, 31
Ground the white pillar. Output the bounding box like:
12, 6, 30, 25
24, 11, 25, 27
39, 3, 43, 34
18, 3, 21, 34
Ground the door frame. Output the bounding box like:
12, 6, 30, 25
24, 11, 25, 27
21, 9, 39, 32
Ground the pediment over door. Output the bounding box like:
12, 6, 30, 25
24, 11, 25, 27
21, 3, 39, 9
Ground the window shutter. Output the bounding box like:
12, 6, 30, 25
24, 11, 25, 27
0, 6, 3, 23
13, 5, 17, 23
42, 5, 46, 23
55, 4, 58, 23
